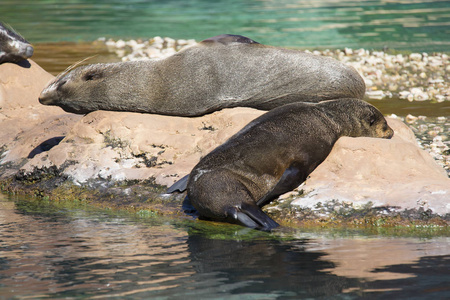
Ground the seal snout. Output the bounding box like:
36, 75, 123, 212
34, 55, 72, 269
382, 122, 395, 139
24, 45, 34, 58
38, 92, 51, 105
385, 127, 394, 139
383, 122, 394, 139
9, 40, 34, 59
39, 82, 58, 105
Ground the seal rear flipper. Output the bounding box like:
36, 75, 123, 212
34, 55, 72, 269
166, 174, 189, 193
227, 203, 279, 231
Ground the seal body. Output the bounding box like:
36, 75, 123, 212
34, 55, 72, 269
39, 34, 366, 116
174, 99, 393, 230
0, 22, 34, 64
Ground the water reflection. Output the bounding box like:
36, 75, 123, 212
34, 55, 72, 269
365, 255, 450, 298
0, 194, 449, 299
0, 197, 191, 298
185, 232, 359, 298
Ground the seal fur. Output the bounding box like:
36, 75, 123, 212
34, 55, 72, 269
169, 99, 394, 230
39, 34, 366, 116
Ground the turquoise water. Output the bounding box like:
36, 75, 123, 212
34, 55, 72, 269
1, 194, 450, 299
2, 0, 450, 51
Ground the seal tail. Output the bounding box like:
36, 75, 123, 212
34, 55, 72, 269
227, 203, 279, 231
166, 174, 189, 193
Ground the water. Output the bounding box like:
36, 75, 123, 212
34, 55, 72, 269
1, 193, 449, 299
1, 0, 449, 52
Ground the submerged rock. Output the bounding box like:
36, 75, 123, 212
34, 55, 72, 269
0, 59, 449, 223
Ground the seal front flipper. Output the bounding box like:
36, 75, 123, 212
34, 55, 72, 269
226, 203, 279, 231
257, 166, 305, 207
166, 174, 189, 193
201, 34, 260, 45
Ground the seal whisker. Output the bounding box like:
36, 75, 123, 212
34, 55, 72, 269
55, 55, 98, 80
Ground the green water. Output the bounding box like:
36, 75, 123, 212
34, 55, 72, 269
1, 193, 449, 299
2, 0, 450, 52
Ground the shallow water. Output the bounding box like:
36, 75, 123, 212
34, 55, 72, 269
1, 193, 449, 299
2, 0, 450, 52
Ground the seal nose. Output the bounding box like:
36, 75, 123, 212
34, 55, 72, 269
25, 45, 34, 58
384, 126, 394, 139
38, 92, 49, 105
39, 86, 55, 105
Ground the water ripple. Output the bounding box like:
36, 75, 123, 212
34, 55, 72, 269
1, 0, 449, 52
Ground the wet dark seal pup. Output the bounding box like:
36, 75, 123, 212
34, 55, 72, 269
168, 99, 394, 230
0, 22, 34, 64
39, 34, 365, 116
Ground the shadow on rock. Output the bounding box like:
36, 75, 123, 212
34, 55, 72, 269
28, 136, 65, 159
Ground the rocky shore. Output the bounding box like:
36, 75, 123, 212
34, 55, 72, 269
1, 41, 449, 228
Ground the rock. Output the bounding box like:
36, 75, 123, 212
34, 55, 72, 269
291, 118, 450, 215
366, 90, 385, 100
21, 108, 264, 187
1, 59, 449, 219
409, 53, 422, 62
0, 60, 82, 176
0, 60, 53, 109
410, 87, 429, 101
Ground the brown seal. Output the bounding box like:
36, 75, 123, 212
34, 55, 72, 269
39, 34, 365, 116
168, 99, 394, 230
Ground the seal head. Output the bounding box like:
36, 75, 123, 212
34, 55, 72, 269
0, 22, 33, 64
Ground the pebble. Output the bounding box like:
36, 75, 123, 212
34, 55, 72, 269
101, 36, 197, 62
390, 114, 450, 176
317, 48, 449, 103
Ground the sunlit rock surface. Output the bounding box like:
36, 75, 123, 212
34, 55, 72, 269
1, 59, 448, 218
23, 108, 263, 187
0, 60, 82, 178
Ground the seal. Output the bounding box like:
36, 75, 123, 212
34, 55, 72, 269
168, 99, 394, 230
39, 34, 366, 116
0, 22, 34, 64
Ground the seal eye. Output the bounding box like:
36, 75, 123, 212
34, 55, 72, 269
83, 71, 102, 81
